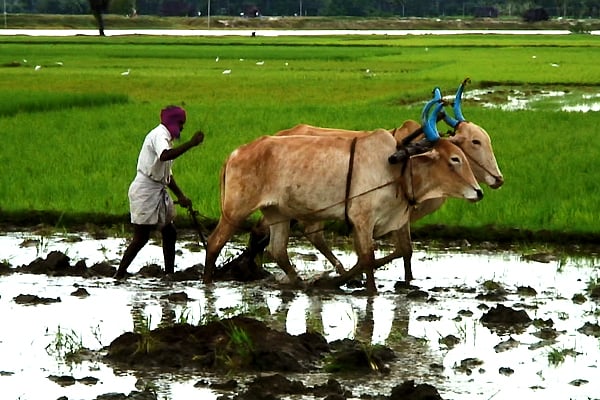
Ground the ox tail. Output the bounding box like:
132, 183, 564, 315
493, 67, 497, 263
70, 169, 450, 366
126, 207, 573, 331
219, 160, 229, 220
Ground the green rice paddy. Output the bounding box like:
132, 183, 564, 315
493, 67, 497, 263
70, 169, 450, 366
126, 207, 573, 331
1, 34, 599, 241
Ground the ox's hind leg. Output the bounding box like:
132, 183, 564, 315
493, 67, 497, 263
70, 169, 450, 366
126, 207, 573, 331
204, 218, 238, 284
302, 221, 346, 274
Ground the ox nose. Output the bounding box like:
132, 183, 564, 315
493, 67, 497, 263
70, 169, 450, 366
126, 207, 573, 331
476, 188, 484, 200
490, 176, 504, 189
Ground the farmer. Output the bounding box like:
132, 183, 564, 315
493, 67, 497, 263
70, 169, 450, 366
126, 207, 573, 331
114, 105, 204, 279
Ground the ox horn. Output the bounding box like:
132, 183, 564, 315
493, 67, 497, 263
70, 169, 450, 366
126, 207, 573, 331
422, 94, 443, 143
443, 77, 471, 128
389, 90, 442, 164
400, 87, 445, 146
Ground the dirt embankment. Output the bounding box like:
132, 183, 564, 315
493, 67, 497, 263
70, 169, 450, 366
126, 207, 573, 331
205, 16, 600, 31
7, 14, 600, 31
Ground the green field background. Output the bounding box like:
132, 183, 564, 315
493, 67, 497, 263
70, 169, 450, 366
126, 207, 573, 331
1, 34, 599, 241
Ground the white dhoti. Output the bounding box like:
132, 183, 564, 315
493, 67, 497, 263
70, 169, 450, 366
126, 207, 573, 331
128, 173, 175, 228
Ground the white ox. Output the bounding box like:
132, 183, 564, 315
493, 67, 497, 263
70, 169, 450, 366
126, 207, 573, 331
275, 81, 504, 283
203, 101, 484, 293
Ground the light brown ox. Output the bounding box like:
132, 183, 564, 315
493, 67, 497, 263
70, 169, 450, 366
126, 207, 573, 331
203, 126, 483, 293
275, 119, 502, 282
273, 86, 503, 283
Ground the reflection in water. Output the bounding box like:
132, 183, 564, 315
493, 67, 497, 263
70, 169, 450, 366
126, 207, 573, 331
1, 232, 600, 400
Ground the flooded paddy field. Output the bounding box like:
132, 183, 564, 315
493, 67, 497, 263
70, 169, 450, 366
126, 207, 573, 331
1, 230, 600, 400
457, 85, 600, 113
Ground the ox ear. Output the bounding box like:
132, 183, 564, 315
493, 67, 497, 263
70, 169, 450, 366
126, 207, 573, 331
448, 134, 465, 145
413, 147, 440, 164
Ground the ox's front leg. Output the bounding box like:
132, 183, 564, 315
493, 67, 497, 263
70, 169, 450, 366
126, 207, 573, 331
372, 224, 414, 283
321, 226, 377, 292
352, 228, 377, 294
311, 227, 376, 291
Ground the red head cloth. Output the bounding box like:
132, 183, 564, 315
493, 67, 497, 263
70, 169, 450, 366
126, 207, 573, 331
160, 106, 186, 139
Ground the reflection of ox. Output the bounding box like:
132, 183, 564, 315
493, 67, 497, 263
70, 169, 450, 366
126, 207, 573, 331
204, 100, 483, 293
278, 80, 504, 283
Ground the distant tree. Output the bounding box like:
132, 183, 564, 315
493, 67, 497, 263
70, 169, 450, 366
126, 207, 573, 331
160, 0, 195, 16
474, 6, 499, 18
523, 7, 549, 22
243, 4, 261, 17
110, 0, 136, 15
89, 0, 110, 35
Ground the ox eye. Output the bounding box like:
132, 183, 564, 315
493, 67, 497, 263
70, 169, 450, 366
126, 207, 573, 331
450, 156, 461, 164
472, 139, 481, 145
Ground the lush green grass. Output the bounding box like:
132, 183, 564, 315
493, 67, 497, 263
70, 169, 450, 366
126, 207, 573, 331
1, 34, 599, 241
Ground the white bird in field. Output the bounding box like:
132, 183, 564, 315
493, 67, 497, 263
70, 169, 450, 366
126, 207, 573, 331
121, 68, 131, 76
222, 69, 231, 75
256, 61, 264, 65
551, 63, 559, 67
34, 65, 42, 71
215, 56, 219, 62
55, 61, 63, 66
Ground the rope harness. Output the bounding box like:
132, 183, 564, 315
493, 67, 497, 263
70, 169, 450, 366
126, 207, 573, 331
344, 137, 358, 231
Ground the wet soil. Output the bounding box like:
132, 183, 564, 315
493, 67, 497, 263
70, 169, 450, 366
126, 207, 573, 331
5, 229, 598, 400
3, 245, 453, 400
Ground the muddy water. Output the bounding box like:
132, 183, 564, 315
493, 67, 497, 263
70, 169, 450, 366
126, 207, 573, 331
1, 231, 599, 400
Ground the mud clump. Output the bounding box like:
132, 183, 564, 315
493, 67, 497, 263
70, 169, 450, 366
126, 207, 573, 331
480, 303, 532, 334
15, 250, 115, 278
105, 316, 328, 372
104, 315, 446, 399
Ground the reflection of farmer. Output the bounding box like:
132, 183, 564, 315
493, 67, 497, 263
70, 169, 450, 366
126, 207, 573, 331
114, 106, 204, 279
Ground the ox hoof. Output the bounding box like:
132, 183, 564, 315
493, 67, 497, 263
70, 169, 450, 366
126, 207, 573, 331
311, 276, 342, 290
278, 274, 305, 289
113, 272, 129, 282
314, 271, 335, 280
